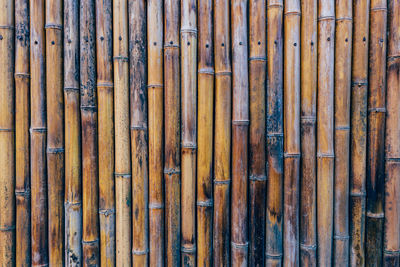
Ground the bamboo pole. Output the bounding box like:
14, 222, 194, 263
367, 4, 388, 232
248, 0, 266, 265
129, 0, 148, 265
384, 1, 400, 265
266, 0, 283, 265
80, 0, 99, 264
333, 0, 352, 265
317, 0, 335, 265
164, 0, 181, 265
15, 0, 31, 264
299, 0, 317, 264
147, 0, 164, 265
213, 0, 231, 265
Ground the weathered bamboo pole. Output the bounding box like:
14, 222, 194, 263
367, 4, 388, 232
299, 0, 317, 264
213, 0, 231, 265
181, 0, 197, 265
248, 0, 266, 265
384, 1, 400, 265
80, 0, 99, 264
147, 0, 164, 265
15, 0, 31, 264
129, 0, 148, 265
231, 0, 249, 265
164, 0, 181, 265
317, 0, 335, 265
333, 0, 352, 264
0, 0, 15, 264
265, 0, 284, 265
95, 0, 115, 265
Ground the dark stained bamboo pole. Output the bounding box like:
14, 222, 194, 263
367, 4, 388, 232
129, 0, 148, 265
213, 0, 231, 265
265, 0, 284, 265
317, 0, 335, 265
196, 0, 213, 266
147, 0, 164, 265
231, 0, 249, 265
299, 0, 317, 264
333, 0, 352, 264
384, 0, 400, 265
80, 0, 99, 264
15, 0, 31, 264
248, 0, 266, 265
164, 0, 181, 265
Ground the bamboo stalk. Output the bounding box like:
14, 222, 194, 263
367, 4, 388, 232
266, 0, 284, 265
147, 0, 164, 265
248, 0, 266, 265
129, 0, 148, 265
317, 0, 335, 265
299, 0, 317, 264
213, 0, 231, 265
383, 0, 400, 265
80, 0, 99, 264
333, 0, 352, 265
15, 0, 31, 264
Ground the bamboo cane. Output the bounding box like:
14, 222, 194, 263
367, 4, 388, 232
147, 0, 164, 265
15, 0, 31, 264
248, 0, 266, 265
317, 0, 335, 265
80, 0, 99, 264
164, 0, 181, 265
333, 0, 352, 265
299, 0, 317, 264
129, 0, 148, 265
384, 1, 400, 265
266, 0, 283, 266
213, 0, 231, 265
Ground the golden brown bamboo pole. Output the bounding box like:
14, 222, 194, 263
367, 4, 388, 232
333, 0, 352, 265
129, 0, 148, 265
80, 0, 99, 264
248, 0, 266, 265
299, 0, 317, 264
317, 0, 335, 265
15, 0, 31, 264
147, 0, 164, 265
265, 0, 284, 265
164, 0, 181, 265
64, 0, 82, 264
213, 0, 231, 265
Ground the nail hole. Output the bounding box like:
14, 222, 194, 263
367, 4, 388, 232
119, 36, 122, 41
379, 38, 384, 43
294, 42, 297, 46
0, 35, 3, 40
68, 39, 72, 43
311, 41, 314, 46
327, 37, 330, 41
135, 40, 139, 44
153, 42, 157, 45
345, 38, 348, 42
51, 41, 55, 45
258, 41, 261, 45
221, 43, 224, 47
170, 41, 173, 45
187, 42, 190, 45
205, 44, 209, 48
274, 40, 278, 45
100, 36, 104, 41
34, 40, 38, 45
239, 42, 242, 45
363, 37, 366, 42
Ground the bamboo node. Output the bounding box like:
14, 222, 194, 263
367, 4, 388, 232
45, 23, 63, 30
366, 212, 384, 219
352, 81, 368, 87
267, 132, 284, 137
147, 84, 163, 88
180, 28, 198, 34
386, 157, 400, 162
284, 153, 301, 158
80, 105, 97, 111
301, 116, 316, 123
0, 128, 14, 132
267, 3, 283, 9
164, 168, 181, 175
213, 179, 230, 185
132, 249, 149, 255
181, 245, 196, 253
64, 201, 82, 208
316, 153, 334, 158
249, 56, 267, 62
14, 72, 30, 78
99, 208, 116, 216
149, 203, 164, 209
265, 252, 283, 259
15, 189, 31, 197
371, 7, 387, 12
181, 143, 197, 149
198, 68, 214, 75
350, 191, 366, 197
318, 16, 335, 21
335, 125, 350, 130
0, 225, 16, 231
232, 120, 250, 126
284, 11, 301, 16
30, 127, 47, 133
82, 239, 99, 245
299, 243, 317, 250
197, 200, 213, 207
97, 82, 114, 88
215, 71, 232, 76
47, 147, 65, 154
384, 250, 400, 255
113, 56, 129, 62
336, 17, 352, 22
64, 86, 80, 92
114, 173, 131, 179
249, 174, 267, 181
368, 107, 386, 113
334, 235, 350, 240
388, 55, 400, 60
131, 125, 148, 130
231, 242, 249, 250
0, 25, 14, 29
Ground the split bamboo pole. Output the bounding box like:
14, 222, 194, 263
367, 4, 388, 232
147, 0, 164, 265
80, 0, 99, 264
231, 0, 249, 265
129, 0, 148, 265
15, 0, 31, 264
248, 0, 266, 265
299, 0, 317, 264
213, 0, 231, 265
265, 0, 284, 265
333, 0, 352, 264
317, 0, 335, 265
164, 0, 181, 265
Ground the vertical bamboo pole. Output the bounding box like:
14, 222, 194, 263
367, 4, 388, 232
213, 0, 231, 265
317, 0, 335, 265
15, 0, 31, 264
265, 0, 284, 265
147, 0, 164, 265
164, 0, 181, 265
299, 0, 317, 264
80, 0, 99, 264
130, 0, 148, 265
248, 0, 266, 265
333, 0, 352, 265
